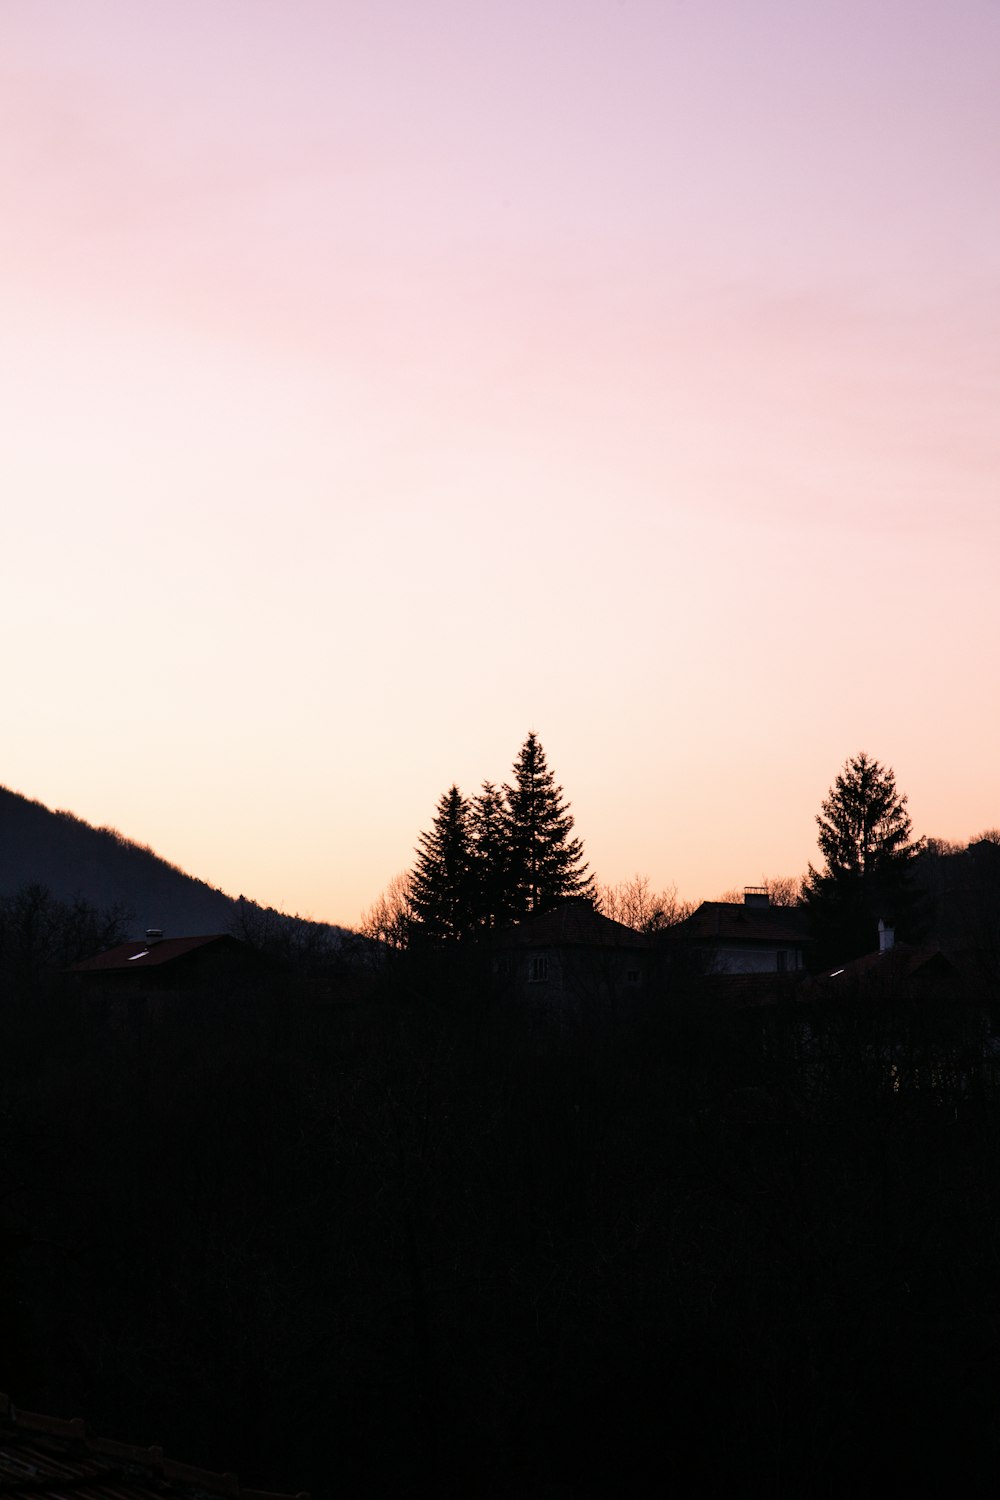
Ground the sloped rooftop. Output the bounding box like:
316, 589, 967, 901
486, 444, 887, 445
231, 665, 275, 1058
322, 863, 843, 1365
68, 935, 244, 973
497, 899, 648, 949
684, 901, 811, 946
812, 941, 959, 987
0, 1394, 306, 1500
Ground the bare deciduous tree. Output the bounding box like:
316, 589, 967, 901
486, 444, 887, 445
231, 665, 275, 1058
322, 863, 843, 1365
359, 871, 413, 956
596, 873, 692, 932
716, 875, 804, 906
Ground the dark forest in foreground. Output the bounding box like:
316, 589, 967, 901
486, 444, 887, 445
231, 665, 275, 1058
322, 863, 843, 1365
4, 943, 1000, 1498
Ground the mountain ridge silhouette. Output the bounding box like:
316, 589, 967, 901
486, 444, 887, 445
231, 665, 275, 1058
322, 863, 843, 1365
0, 783, 348, 944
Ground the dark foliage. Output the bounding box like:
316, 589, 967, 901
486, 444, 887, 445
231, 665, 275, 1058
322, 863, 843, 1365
408, 786, 476, 945
404, 733, 595, 949
918, 834, 1000, 980
804, 752, 924, 966
504, 731, 595, 918
0, 884, 130, 1000
5, 929, 1000, 1497
228, 894, 360, 975
468, 781, 512, 931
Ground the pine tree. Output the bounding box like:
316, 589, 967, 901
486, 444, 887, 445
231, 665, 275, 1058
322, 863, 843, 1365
804, 751, 924, 964
408, 785, 475, 945
469, 781, 512, 930
503, 732, 594, 918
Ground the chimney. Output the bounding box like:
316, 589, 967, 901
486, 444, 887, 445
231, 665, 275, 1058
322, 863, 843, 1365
878, 919, 894, 954
743, 887, 770, 908
145, 928, 164, 945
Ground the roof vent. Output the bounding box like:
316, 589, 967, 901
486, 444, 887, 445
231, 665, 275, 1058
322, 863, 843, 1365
743, 887, 770, 908
145, 928, 164, 944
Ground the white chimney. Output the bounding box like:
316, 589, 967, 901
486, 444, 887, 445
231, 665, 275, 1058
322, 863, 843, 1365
878, 919, 894, 954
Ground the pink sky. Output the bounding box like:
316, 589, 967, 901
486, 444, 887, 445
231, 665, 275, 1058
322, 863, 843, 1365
3, 1, 999, 926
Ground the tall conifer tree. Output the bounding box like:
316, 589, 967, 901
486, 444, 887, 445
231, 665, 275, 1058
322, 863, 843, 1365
804, 751, 923, 963
469, 780, 512, 930
408, 785, 475, 944
504, 732, 594, 918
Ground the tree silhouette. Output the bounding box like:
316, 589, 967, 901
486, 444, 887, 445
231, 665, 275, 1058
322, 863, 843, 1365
373, 734, 596, 947
469, 781, 512, 931
359, 870, 414, 957
504, 732, 594, 918
409, 786, 476, 944
597, 874, 692, 932
804, 751, 923, 964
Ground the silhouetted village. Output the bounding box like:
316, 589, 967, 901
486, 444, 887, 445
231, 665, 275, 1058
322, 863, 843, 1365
3, 739, 1000, 1496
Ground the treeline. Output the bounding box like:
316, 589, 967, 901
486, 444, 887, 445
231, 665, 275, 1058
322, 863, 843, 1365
364, 732, 595, 948
364, 744, 1000, 971
0, 884, 130, 1000
798, 752, 1000, 967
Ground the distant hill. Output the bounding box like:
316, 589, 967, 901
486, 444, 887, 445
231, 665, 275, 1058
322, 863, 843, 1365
0, 784, 350, 948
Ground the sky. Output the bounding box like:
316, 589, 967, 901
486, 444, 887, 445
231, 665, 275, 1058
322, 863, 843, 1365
3, 0, 999, 927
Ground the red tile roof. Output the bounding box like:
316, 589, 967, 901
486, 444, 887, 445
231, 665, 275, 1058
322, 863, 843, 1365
0, 1394, 307, 1500
812, 942, 958, 987
68, 935, 242, 973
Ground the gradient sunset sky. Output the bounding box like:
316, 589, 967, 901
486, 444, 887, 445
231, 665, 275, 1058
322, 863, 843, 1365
4, 0, 999, 927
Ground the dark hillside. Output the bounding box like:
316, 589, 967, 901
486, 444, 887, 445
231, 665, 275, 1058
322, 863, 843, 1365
0, 785, 349, 948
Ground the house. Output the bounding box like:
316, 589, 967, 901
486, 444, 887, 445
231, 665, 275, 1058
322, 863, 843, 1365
66, 931, 271, 1010
811, 928, 962, 996
678, 888, 811, 975
0, 1391, 307, 1500
492, 897, 650, 1003
744, 925, 999, 1099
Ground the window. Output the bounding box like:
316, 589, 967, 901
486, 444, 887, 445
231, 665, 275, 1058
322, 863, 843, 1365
626, 968, 641, 984
776, 950, 787, 973
528, 955, 548, 983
